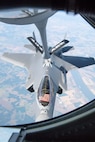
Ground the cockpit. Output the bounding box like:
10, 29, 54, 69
37, 76, 52, 107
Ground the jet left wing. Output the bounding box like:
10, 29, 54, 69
61, 55, 95, 68
1, 53, 36, 70
51, 54, 95, 71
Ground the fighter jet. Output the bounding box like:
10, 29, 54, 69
1, 36, 95, 121
1, 9, 95, 121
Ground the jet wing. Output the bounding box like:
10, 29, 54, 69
61, 55, 95, 68
1, 52, 36, 70
51, 54, 95, 71
1, 52, 43, 92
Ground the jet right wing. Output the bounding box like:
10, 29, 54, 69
1, 52, 36, 70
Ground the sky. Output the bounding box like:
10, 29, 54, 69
0, 9, 95, 141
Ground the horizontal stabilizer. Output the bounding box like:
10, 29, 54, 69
61, 55, 95, 68
56, 46, 74, 56
1, 53, 34, 69
61, 46, 74, 53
